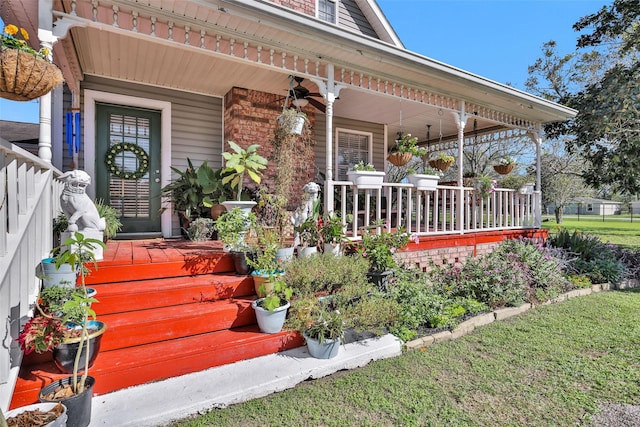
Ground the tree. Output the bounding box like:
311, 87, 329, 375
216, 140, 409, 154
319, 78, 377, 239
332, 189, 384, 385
527, 0, 640, 195
538, 143, 591, 224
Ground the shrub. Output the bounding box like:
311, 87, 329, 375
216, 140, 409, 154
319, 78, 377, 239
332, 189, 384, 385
547, 229, 624, 284
283, 253, 370, 297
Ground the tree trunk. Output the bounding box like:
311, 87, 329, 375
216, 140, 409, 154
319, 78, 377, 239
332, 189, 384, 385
554, 206, 564, 224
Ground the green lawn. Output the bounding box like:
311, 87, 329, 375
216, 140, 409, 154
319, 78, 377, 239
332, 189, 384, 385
542, 216, 640, 247
171, 289, 640, 427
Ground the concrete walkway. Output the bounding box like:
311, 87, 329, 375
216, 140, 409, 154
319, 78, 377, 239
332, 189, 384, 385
89, 334, 402, 426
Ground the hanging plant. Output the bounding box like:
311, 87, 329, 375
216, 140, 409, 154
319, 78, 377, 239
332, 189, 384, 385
105, 143, 150, 180
0, 23, 64, 101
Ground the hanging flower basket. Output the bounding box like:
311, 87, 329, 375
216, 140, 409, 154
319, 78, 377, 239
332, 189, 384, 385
493, 164, 515, 175
429, 158, 454, 171
387, 151, 413, 167
0, 49, 63, 101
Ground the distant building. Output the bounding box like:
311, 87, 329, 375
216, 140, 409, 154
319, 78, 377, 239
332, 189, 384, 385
548, 197, 622, 216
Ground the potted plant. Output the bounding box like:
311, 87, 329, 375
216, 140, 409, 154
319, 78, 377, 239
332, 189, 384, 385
185, 217, 215, 241
356, 225, 410, 292
255, 189, 294, 261
54, 201, 123, 242
247, 227, 284, 297
295, 216, 321, 257
220, 141, 268, 213
0, 23, 63, 101
161, 158, 209, 235
387, 133, 426, 167
303, 304, 344, 359
474, 175, 498, 198
197, 165, 235, 220
37, 232, 106, 427
251, 278, 293, 334
429, 153, 455, 171
277, 107, 307, 135
346, 161, 385, 190
493, 156, 516, 175
215, 207, 256, 254
406, 166, 441, 191
3, 402, 67, 427
320, 213, 350, 255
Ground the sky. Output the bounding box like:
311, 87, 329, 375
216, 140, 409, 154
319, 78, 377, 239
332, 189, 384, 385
0, 0, 610, 124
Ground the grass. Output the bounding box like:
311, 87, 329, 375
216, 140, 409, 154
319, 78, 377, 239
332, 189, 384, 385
542, 216, 640, 248
170, 289, 640, 427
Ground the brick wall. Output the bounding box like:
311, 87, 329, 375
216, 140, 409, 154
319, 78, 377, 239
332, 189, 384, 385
267, 0, 315, 16
395, 229, 549, 272
224, 87, 316, 205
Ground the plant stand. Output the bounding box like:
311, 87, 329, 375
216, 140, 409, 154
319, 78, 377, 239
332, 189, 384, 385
367, 270, 393, 293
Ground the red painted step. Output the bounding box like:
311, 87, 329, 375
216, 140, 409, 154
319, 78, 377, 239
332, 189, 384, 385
98, 298, 258, 351
91, 274, 255, 315
11, 327, 303, 409
10, 239, 305, 411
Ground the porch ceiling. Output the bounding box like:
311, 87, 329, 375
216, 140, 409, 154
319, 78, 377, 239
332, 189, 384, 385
2, 0, 576, 143
66, 25, 498, 142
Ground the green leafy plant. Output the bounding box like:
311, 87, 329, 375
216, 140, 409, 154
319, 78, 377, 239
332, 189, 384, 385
215, 208, 256, 250
304, 305, 345, 345
496, 156, 516, 166
257, 278, 293, 311
95, 199, 123, 240
186, 218, 215, 241
474, 175, 497, 198
435, 153, 454, 162
222, 141, 268, 201
320, 213, 350, 245
351, 161, 376, 172
247, 225, 281, 273
391, 133, 427, 156
161, 158, 208, 219
197, 164, 235, 207
356, 226, 410, 272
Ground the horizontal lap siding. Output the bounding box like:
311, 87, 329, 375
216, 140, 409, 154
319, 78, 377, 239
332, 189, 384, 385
314, 115, 385, 181
339, 0, 378, 38
81, 76, 223, 235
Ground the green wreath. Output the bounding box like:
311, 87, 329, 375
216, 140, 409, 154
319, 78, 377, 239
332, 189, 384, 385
105, 143, 150, 180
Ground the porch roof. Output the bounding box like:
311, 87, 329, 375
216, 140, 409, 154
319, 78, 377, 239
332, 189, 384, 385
1, 0, 577, 141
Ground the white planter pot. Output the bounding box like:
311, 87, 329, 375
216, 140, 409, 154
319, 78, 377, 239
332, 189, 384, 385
5, 402, 68, 427
347, 170, 385, 190
323, 242, 342, 256
252, 299, 290, 334
221, 201, 257, 216
297, 246, 318, 258
407, 173, 440, 191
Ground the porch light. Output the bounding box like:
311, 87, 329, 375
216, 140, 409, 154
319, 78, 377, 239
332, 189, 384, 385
291, 98, 309, 108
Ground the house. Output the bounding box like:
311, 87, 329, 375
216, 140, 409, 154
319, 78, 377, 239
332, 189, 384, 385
631, 200, 640, 215
548, 197, 623, 216
1, 0, 577, 412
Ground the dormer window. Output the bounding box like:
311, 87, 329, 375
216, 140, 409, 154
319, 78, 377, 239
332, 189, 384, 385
318, 0, 336, 24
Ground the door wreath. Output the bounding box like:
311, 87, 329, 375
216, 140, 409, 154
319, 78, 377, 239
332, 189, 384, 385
105, 143, 150, 180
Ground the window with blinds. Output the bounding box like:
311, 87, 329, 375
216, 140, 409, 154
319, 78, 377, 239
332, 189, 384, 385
336, 129, 372, 181
318, 0, 336, 24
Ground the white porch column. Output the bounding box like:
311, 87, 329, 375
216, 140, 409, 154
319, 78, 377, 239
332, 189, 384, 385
532, 127, 543, 227
452, 104, 468, 233
315, 65, 341, 215
37, 0, 57, 163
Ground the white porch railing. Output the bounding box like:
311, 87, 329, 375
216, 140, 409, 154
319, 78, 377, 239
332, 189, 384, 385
0, 138, 62, 411
332, 181, 541, 238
